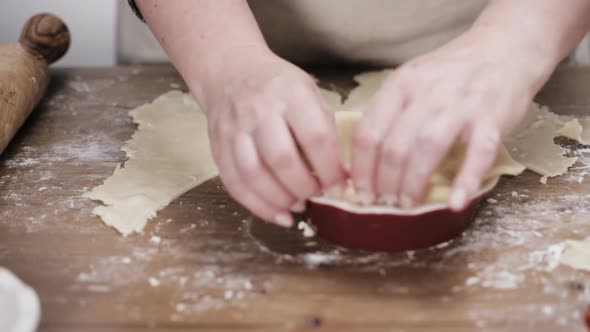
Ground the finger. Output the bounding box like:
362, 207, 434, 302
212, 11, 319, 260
232, 132, 296, 214
449, 123, 501, 211
213, 128, 294, 227
229, 179, 294, 227
254, 113, 320, 205
285, 92, 347, 196
400, 112, 463, 206
351, 82, 406, 205
375, 99, 434, 208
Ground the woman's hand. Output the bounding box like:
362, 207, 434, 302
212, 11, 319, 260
351, 28, 548, 211
196, 48, 347, 227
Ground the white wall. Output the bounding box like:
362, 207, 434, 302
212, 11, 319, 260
0, 0, 117, 67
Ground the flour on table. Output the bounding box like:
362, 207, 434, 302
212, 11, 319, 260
297, 221, 317, 238
85, 71, 589, 236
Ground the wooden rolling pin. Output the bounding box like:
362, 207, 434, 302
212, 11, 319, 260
0, 13, 70, 154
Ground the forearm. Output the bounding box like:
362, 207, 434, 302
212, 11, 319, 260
472, 0, 590, 89
137, 0, 270, 100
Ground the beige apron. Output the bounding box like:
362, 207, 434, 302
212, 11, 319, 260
117, 0, 590, 65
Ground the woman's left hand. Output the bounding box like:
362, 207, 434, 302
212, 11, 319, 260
350, 27, 548, 211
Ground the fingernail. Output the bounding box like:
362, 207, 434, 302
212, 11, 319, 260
325, 185, 343, 199
381, 194, 397, 206
400, 194, 414, 209
357, 191, 375, 205
274, 213, 293, 228
290, 200, 306, 213
449, 189, 467, 211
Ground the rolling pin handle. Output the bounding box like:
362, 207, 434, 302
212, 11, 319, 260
19, 13, 71, 65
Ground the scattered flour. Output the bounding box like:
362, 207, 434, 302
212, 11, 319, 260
297, 221, 317, 238
148, 277, 160, 287
87, 285, 112, 293
4, 158, 40, 167
302, 252, 344, 268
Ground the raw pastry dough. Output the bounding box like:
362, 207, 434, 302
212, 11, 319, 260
504, 104, 579, 178
85, 92, 217, 235
349, 72, 590, 181
86, 70, 583, 235
557, 116, 590, 145
341, 71, 391, 112
340, 71, 580, 181
560, 237, 590, 271
555, 119, 584, 142
334, 111, 525, 204
578, 118, 590, 144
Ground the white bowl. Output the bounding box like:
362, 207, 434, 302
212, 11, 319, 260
0, 268, 40, 332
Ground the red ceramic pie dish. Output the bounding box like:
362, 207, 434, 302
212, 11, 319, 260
305, 178, 498, 252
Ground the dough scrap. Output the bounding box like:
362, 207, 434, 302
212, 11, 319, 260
555, 119, 584, 142
84, 92, 217, 236
557, 116, 590, 145
86, 70, 586, 235
504, 104, 579, 178
342, 70, 391, 112
560, 237, 590, 271
579, 118, 590, 144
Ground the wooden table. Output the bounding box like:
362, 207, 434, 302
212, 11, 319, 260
0, 65, 589, 332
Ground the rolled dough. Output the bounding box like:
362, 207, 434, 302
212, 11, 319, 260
84, 92, 217, 235
86, 70, 586, 235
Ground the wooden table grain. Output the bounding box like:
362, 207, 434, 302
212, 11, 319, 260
0, 65, 590, 331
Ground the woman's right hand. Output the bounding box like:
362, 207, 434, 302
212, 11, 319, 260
192, 47, 347, 227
